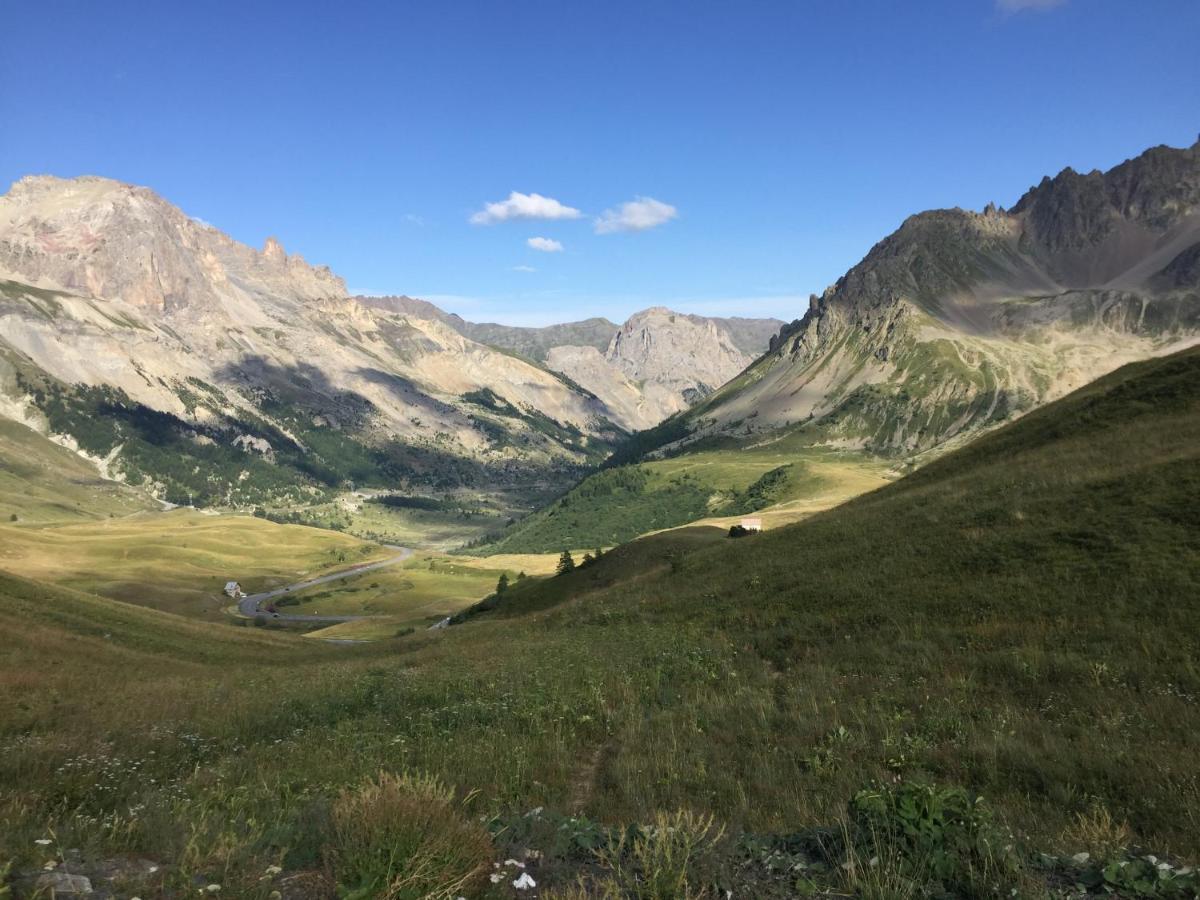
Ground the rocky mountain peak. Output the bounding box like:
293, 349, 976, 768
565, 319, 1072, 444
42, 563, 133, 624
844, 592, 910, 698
0, 175, 346, 315
262, 235, 287, 263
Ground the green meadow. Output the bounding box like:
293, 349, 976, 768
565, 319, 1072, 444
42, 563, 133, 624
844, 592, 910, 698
0, 510, 389, 620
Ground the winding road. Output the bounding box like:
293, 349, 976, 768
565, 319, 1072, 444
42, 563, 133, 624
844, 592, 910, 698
236, 545, 413, 623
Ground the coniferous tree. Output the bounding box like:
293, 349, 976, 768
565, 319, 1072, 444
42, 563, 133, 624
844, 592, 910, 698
556, 550, 575, 576
496, 573, 509, 594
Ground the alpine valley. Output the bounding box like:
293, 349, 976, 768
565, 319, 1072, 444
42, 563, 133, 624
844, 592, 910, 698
2, 121, 1200, 899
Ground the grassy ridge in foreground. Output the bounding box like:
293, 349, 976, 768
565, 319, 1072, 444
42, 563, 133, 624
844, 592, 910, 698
1, 348, 1199, 896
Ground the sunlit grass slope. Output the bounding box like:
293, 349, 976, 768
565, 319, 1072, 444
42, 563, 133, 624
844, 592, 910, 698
1, 348, 1197, 896
466, 346, 1200, 851
0, 508, 389, 619
0, 417, 153, 523
473, 445, 894, 554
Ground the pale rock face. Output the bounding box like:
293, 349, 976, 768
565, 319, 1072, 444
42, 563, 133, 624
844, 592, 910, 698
541, 308, 777, 429
0, 176, 346, 318
606, 307, 749, 397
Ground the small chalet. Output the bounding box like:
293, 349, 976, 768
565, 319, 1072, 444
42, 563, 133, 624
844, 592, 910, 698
224, 581, 244, 598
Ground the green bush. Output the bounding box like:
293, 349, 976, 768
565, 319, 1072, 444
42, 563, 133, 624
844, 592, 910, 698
846, 782, 1021, 898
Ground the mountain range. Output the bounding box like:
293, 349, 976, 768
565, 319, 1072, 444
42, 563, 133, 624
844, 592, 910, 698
0, 175, 778, 505
2, 139, 1197, 522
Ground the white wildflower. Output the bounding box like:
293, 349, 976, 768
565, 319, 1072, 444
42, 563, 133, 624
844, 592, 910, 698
34, 839, 53, 846
490, 873, 503, 883
1072, 852, 1090, 865
513, 872, 537, 890
206, 885, 221, 894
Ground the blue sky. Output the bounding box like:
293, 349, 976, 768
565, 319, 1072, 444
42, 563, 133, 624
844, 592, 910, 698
3, 1, 1197, 326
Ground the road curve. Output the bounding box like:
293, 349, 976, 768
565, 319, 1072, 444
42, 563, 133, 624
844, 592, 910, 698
236, 546, 413, 623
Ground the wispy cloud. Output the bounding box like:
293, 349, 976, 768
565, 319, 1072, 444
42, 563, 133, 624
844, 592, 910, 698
403, 213, 425, 226
470, 191, 582, 225
996, 0, 1067, 13
594, 196, 678, 234
526, 236, 564, 253
512, 265, 538, 273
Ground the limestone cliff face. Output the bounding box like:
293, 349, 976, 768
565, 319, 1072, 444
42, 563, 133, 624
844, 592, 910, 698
654, 140, 1200, 458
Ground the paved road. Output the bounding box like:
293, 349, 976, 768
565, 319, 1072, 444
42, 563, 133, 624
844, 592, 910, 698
236, 546, 413, 623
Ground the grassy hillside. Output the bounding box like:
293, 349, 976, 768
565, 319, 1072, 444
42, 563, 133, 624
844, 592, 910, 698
0, 417, 153, 523
1, 348, 1198, 898
0, 509, 389, 619
471, 446, 894, 554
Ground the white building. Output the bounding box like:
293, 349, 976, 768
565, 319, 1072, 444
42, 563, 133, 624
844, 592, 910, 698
740, 517, 763, 532
224, 581, 244, 598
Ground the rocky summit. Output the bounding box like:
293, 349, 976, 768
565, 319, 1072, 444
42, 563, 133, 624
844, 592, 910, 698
646, 139, 1200, 459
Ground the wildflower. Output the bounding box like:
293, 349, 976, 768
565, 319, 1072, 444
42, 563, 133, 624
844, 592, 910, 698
490, 873, 504, 883
43, 862, 57, 871
34, 839, 53, 846
205, 885, 221, 893
504, 858, 525, 868
513, 872, 536, 890
1072, 852, 1090, 865
264, 865, 282, 876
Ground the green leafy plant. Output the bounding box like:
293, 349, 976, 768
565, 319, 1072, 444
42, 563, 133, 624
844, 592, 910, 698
846, 782, 1021, 898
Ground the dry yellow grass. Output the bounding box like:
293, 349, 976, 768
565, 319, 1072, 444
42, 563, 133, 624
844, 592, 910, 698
0, 509, 390, 619
455, 552, 563, 575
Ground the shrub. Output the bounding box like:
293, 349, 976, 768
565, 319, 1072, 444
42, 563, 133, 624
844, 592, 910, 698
325, 771, 493, 900
844, 782, 1022, 898
595, 809, 727, 900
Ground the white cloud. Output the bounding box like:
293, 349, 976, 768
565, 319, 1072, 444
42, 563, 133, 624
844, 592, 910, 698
403, 213, 425, 226
512, 265, 538, 273
469, 191, 582, 225
526, 236, 564, 253
996, 0, 1067, 12
594, 196, 678, 234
